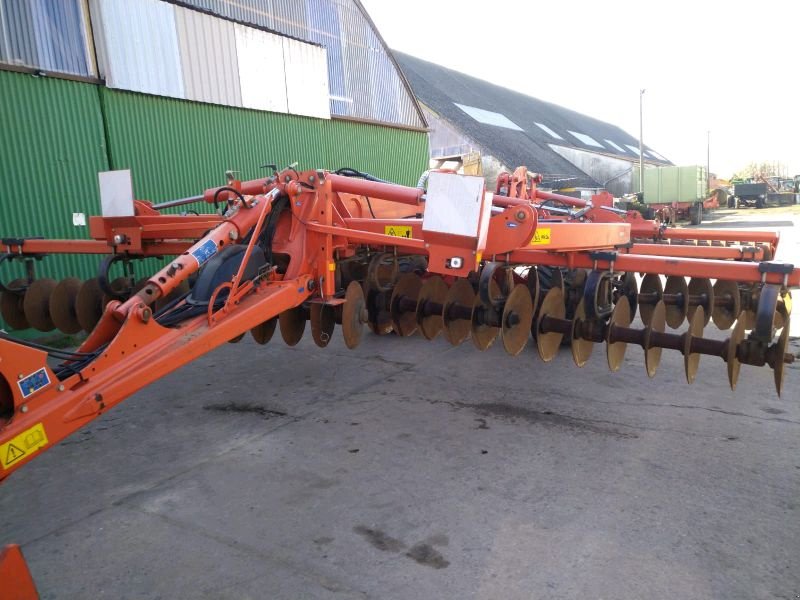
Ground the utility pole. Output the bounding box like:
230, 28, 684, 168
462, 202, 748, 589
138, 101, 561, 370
639, 89, 645, 194
706, 130, 710, 194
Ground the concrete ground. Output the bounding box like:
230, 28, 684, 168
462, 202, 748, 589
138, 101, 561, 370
2, 207, 799, 600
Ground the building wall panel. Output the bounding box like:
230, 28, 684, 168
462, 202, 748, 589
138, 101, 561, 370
91, 0, 185, 98
550, 144, 633, 195
282, 36, 329, 119
100, 87, 427, 205
174, 0, 425, 128
0, 70, 109, 330
175, 6, 242, 107
0, 0, 92, 76
234, 24, 287, 112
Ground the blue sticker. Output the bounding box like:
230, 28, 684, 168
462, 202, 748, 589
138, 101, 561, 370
506, 222, 519, 228
191, 239, 218, 267
18, 368, 50, 399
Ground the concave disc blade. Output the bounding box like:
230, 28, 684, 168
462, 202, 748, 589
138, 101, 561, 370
50, 277, 82, 334
773, 319, 790, 397
471, 279, 500, 351
0, 278, 29, 330
251, 318, 277, 345
683, 306, 705, 384
606, 296, 631, 372
341, 280, 366, 350
535, 288, 565, 362
23, 278, 57, 332
664, 276, 688, 329
726, 318, 746, 391
621, 271, 639, 320
571, 300, 594, 367
687, 278, 713, 327
102, 276, 132, 305
389, 272, 422, 337
416, 276, 447, 340
279, 305, 306, 346
639, 273, 663, 326
501, 284, 533, 356
643, 300, 666, 378
76, 278, 104, 332
443, 278, 474, 346
712, 280, 740, 331
311, 303, 336, 348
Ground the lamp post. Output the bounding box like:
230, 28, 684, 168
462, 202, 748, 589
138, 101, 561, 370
639, 89, 645, 194
706, 130, 711, 194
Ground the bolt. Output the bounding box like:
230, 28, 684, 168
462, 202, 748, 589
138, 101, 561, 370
20, 405, 28, 413
17, 373, 22, 380
516, 210, 526, 221
58, 384, 64, 392
228, 230, 237, 240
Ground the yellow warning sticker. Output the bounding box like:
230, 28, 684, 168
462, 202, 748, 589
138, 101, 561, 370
530, 227, 552, 246
0, 423, 48, 470
384, 225, 413, 239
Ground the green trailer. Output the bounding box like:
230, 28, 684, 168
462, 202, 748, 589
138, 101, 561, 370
632, 165, 709, 225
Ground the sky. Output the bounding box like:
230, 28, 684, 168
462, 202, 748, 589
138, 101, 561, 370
360, 0, 800, 179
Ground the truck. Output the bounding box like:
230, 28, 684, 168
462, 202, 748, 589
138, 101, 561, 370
729, 182, 768, 208
633, 165, 709, 225
729, 176, 799, 208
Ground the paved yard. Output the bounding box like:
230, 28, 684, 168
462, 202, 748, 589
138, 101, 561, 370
1, 207, 798, 599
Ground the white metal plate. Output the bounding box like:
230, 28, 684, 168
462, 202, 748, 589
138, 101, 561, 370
283, 37, 330, 119
98, 170, 134, 217
234, 24, 288, 113
423, 173, 486, 237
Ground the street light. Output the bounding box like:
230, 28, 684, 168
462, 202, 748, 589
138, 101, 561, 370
639, 88, 645, 194
707, 130, 711, 194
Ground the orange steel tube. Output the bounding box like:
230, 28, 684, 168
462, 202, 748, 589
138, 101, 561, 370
308, 222, 427, 251
1, 239, 192, 255
510, 249, 799, 286
629, 243, 765, 261
661, 228, 779, 246
327, 174, 424, 206
534, 189, 587, 208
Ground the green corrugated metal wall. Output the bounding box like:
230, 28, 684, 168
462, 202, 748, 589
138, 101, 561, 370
0, 70, 428, 332
100, 88, 427, 202
0, 70, 109, 282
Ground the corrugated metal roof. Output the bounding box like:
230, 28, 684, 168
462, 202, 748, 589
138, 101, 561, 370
91, 0, 185, 99
397, 52, 671, 187
283, 35, 329, 119
175, 6, 242, 107
0, 0, 93, 76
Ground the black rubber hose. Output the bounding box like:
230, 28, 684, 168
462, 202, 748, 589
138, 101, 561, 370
213, 186, 249, 212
